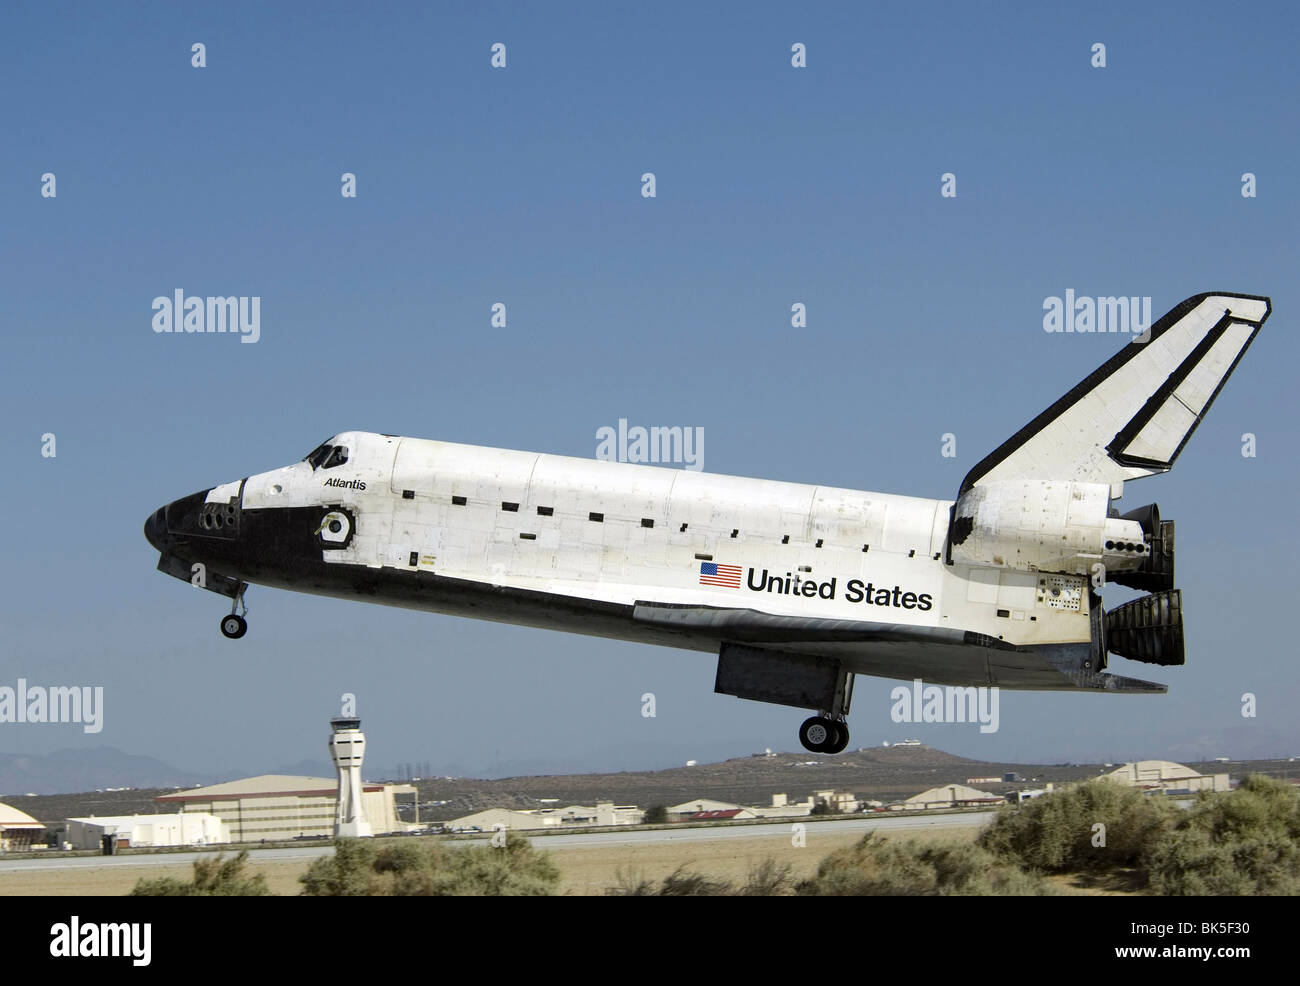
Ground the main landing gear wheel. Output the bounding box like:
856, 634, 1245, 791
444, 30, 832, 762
800, 716, 833, 753
826, 720, 850, 754
799, 716, 850, 754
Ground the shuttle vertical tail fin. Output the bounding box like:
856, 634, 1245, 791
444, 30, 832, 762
959, 292, 1270, 495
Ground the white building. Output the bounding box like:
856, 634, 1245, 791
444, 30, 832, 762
813, 789, 861, 813
447, 802, 643, 832
66, 812, 228, 850
1012, 787, 1052, 802
541, 803, 642, 826
668, 794, 817, 820
446, 808, 542, 832
1102, 760, 1230, 794
155, 774, 417, 841
892, 784, 1004, 810
752, 793, 814, 818
0, 801, 44, 851
667, 798, 748, 819
684, 806, 759, 821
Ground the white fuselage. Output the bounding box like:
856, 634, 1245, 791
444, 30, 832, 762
234, 431, 1092, 662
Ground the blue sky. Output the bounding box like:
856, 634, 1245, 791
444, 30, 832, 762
2, 1, 1297, 781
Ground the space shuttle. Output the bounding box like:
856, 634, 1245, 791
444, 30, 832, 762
144, 292, 1270, 753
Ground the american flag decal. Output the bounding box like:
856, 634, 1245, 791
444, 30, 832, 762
699, 562, 743, 588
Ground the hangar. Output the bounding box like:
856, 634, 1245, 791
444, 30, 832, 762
891, 784, 1004, 810
155, 774, 416, 841
1102, 760, 1230, 794
448, 808, 544, 832
667, 794, 824, 819
448, 802, 644, 832
0, 801, 44, 851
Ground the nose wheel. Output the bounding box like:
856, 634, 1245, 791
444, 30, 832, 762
220, 583, 249, 639
799, 715, 849, 754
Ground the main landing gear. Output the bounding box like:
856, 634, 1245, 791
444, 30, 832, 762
799, 715, 850, 754
713, 643, 857, 756
220, 583, 249, 639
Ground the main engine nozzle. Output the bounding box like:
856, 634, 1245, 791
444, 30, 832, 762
1105, 589, 1184, 666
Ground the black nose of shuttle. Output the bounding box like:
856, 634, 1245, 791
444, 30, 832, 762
144, 506, 169, 552
144, 488, 222, 553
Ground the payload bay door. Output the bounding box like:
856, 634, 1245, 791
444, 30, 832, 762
386, 438, 441, 575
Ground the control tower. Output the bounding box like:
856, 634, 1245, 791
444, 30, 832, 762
328, 716, 372, 838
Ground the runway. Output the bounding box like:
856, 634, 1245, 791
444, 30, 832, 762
0, 810, 996, 873
513, 810, 995, 849
0, 845, 331, 873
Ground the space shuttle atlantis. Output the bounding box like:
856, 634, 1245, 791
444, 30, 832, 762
145, 292, 1269, 753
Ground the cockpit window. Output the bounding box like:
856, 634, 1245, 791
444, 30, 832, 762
304, 441, 334, 470
305, 438, 351, 470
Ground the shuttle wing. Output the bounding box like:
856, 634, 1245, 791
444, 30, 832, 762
959, 292, 1270, 495
632, 602, 1168, 691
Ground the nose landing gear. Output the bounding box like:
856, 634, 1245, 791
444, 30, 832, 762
220, 583, 249, 639
799, 715, 850, 754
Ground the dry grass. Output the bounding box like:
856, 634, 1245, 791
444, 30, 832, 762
0, 860, 310, 897
0, 824, 982, 896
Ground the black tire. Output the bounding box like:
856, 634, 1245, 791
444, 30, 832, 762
799, 716, 834, 753
825, 721, 850, 754
220, 614, 247, 639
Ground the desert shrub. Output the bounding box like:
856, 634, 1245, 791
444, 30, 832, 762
797, 833, 1052, 896
656, 866, 734, 896
607, 864, 733, 896
131, 851, 270, 896
606, 868, 658, 896
1145, 774, 1300, 895
978, 780, 1172, 873
414, 833, 559, 896
298, 837, 378, 896
300, 833, 560, 896
606, 858, 795, 896
737, 858, 795, 896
